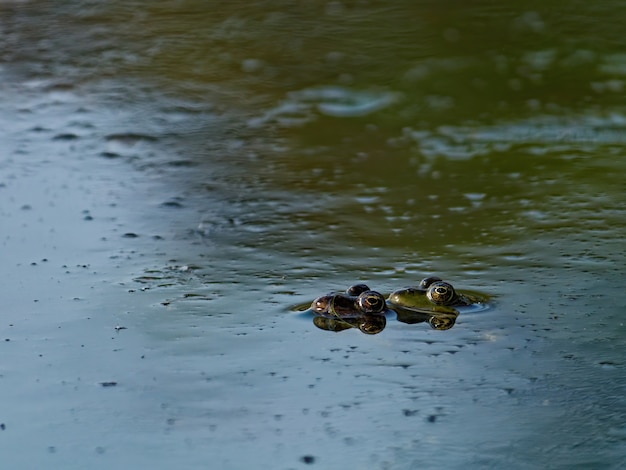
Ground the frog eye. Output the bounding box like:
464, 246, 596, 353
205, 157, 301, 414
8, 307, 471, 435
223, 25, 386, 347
312, 296, 330, 313
356, 291, 386, 313
346, 284, 370, 296
426, 281, 456, 305
419, 276, 443, 289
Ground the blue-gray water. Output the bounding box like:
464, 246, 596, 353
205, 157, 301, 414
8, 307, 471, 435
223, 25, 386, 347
1, 2, 625, 469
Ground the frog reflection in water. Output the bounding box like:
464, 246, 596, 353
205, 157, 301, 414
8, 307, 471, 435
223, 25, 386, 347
307, 278, 485, 334
310, 284, 389, 335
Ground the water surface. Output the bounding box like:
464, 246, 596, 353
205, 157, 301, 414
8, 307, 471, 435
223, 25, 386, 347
1, 1, 625, 469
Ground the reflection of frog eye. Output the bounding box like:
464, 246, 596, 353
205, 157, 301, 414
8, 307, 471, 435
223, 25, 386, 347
428, 315, 456, 330
359, 315, 386, 334
426, 281, 456, 305
346, 284, 370, 296
420, 276, 442, 289
356, 291, 386, 313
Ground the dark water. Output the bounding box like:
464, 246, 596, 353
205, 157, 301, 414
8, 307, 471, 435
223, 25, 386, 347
1, 1, 625, 469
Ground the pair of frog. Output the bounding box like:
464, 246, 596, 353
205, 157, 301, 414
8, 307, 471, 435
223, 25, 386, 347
309, 276, 481, 334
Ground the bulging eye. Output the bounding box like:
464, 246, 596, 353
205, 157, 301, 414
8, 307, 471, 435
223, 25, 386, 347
426, 281, 457, 305
356, 291, 386, 313
419, 276, 443, 289
312, 296, 331, 312
346, 284, 370, 296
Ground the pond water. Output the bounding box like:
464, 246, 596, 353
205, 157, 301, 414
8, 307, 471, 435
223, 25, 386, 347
1, 1, 625, 469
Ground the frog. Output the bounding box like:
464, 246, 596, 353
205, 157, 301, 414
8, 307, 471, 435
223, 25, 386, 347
386, 276, 486, 330
387, 276, 477, 309
308, 284, 390, 334
310, 284, 389, 317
